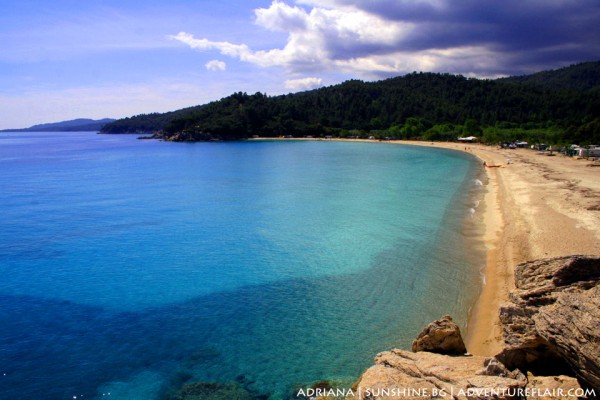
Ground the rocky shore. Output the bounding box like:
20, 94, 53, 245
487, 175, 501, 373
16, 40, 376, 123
350, 255, 599, 400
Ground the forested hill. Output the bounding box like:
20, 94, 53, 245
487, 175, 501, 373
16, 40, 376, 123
101, 61, 600, 144
499, 61, 600, 93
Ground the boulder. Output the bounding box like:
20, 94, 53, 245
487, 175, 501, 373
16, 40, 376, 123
411, 315, 467, 355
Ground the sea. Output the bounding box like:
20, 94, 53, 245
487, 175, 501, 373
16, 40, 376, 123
0, 132, 485, 400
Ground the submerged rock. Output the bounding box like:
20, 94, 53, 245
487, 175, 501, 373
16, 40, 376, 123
411, 314, 467, 355
169, 382, 254, 400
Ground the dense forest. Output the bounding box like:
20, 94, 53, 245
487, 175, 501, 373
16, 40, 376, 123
101, 61, 600, 145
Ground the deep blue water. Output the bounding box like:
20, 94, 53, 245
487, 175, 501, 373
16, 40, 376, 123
0, 132, 485, 399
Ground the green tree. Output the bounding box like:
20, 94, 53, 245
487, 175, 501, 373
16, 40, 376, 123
463, 119, 482, 136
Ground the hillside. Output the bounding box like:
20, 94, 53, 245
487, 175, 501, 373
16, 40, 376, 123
499, 60, 600, 93
3, 118, 116, 132
101, 62, 600, 145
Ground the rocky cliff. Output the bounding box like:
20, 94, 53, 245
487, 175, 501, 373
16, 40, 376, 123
497, 255, 600, 390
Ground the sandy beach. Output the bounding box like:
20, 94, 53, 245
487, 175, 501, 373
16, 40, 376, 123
400, 140, 600, 355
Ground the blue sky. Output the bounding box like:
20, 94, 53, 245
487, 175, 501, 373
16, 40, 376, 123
1, 0, 599, 129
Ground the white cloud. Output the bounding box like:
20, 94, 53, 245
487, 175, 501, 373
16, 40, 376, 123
284, 77, 323, 90
205, 59, 227, 71
255, 0, 309, 32
170, 1, 412, 77
172, 0, 600, 80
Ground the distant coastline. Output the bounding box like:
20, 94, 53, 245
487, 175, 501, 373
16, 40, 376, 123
1, 118, 115, 133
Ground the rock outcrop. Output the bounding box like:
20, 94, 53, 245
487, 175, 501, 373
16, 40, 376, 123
411, 314, 467, 355
534, 284, 600, 390
496, 255, 600, 389
354, 349, 526, 400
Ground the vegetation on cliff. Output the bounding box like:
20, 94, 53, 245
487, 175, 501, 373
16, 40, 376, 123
101, 61, 600, 145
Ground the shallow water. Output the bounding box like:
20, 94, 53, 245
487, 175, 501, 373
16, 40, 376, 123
0, 133, 484, 399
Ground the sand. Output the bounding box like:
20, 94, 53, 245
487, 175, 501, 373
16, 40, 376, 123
253, 138, 600, 355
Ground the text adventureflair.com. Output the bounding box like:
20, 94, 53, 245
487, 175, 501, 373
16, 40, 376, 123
296, 386, 596, 398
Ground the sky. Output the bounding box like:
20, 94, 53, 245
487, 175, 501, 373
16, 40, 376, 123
1, 0, 599, 129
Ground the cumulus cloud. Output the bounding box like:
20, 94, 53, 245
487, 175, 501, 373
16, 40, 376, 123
284, 77, 323, 90
205, 59, 226, 71
172, 0, 600, 79
255, 0, 309, 32
171, 1, 410, 75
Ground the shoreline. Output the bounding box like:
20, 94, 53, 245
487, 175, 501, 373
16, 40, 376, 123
394, 140, 512, 355
390, 140, 600, 355
252, 137, 510, 353
251, 137, 600, 356
251, 137, 511, 353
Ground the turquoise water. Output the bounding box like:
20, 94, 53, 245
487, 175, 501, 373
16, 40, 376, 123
0, 132, 484, 399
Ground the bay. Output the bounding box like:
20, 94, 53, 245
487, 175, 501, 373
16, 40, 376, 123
0, 132, 484, 399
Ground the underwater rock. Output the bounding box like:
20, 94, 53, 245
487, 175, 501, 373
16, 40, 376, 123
169, 381, 254, 400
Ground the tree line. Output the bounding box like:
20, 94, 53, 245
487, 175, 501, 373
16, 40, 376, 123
101, 61, 600, 145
